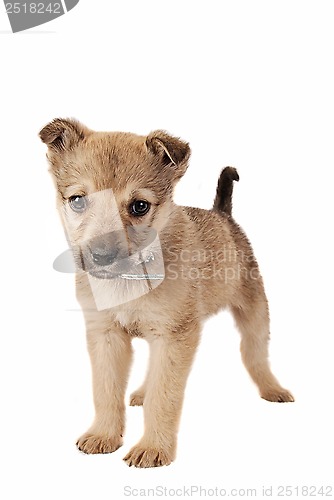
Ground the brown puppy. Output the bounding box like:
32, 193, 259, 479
40, 119, 294, 468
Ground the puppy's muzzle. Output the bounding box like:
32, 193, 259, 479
85, 232, 125, 272
79, 228, 160, 279
53, 227, 165, 283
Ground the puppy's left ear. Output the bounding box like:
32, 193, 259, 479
39, 118, 90, 153
146, 130, 190, 178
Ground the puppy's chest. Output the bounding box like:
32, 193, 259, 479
113, 309, 161, 338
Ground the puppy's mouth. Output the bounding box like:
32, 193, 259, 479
88, 269, 122, 279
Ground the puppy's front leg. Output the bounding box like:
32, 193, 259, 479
77, 316, 132, 454
124, 324, 200, 468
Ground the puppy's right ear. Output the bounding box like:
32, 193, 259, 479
39, 118, 90, 152
146, 130, 190, 181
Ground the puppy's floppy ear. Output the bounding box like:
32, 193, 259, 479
39, 118, 90, 152
146, 130, 190, 176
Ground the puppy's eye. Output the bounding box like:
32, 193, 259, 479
68, 195, 87, 213
130, 200, 151, 216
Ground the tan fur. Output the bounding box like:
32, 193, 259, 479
40, 118, 294, 468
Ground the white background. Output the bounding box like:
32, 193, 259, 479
1, 1, 333, 498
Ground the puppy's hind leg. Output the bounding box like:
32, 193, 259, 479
231, 289, 294, 403
129, 346, 151, 407
129, 385, 146, 407
129, 343, 154, 406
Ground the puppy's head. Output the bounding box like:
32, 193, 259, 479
40, 118, 190, 280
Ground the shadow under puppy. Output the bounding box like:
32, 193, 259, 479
40, 119, 294, 468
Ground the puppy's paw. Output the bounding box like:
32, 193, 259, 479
261, 387, 295, 403
76, 432, 123, 454
129, 390, 145, 406
123, 444, 173, 468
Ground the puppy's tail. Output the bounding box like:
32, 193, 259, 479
213, 166, 239, 216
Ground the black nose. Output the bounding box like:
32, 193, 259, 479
90, 247, 118, 266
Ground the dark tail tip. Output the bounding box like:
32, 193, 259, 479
213, 166, 239, 216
